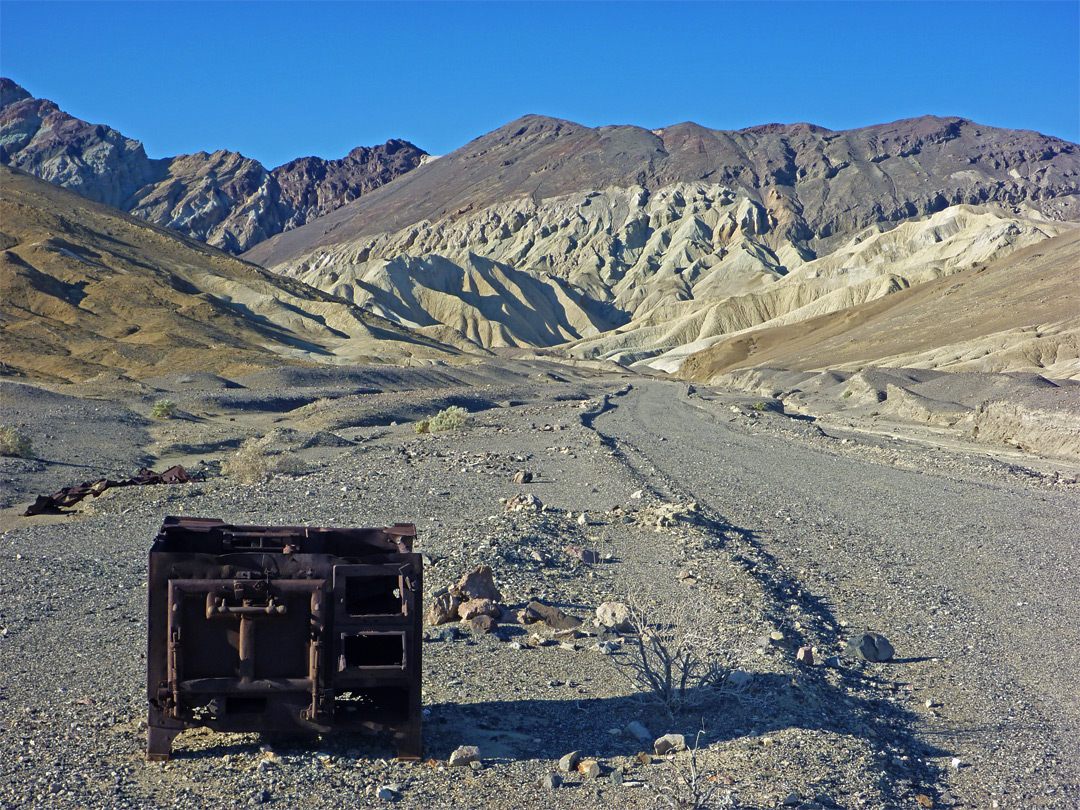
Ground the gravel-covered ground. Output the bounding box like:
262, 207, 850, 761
1, 365, 1077, 809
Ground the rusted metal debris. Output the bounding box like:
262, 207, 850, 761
146, 516, 423, 762
23, 465, 195, 516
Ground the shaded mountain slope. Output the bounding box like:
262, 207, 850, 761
0, 166, 462, 383
0, 79, 427, 253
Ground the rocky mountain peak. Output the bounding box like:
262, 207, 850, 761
0, 78, 32, 108
0, 80, 428, 253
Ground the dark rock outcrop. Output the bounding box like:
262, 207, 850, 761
0, 79, 427, 253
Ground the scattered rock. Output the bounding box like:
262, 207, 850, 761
726, 669, 753, 689
525, 600, 582, 630
558, 751, 581, 772
782, 791, 802, 806
845, 632, 895, 662
630, 489, 644, 499
458, 598, 501, 621
654, 733, 687, 755
564, 544, 600, 564
609, 769, 624, 786
452, 565, 502, 602
375, 783, 400, 801
469, 615, 497, 634
505, 493, 543, 512
426, 592, 459, 626
512, 470, 533, 484
578, 759, 601, 779
797, 646, 815, 665
636, 501, 700, 531
824, 655, 843, 669
448, 745, 480, 767
541, 772, 562, 789
596, 602, 633, 632
529, 550, 550, 565
626, 721, 652, 744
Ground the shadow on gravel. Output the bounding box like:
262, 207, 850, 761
420, 667, 948, 804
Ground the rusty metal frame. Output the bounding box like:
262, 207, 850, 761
146, 516, 422, 761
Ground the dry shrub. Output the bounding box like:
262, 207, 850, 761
223, 437, 303, 484
609, 586, 727, 712
0, 426, 32, 458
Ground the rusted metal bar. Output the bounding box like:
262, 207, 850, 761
24, 465, 195, 516
147, 516, 422, 761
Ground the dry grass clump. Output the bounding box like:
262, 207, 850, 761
414, 405, 469, 434
151, 398, 178, 419
223, 437, 303, 484
0, 426, 32, 458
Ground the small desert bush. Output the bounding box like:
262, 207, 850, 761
610, 588, 727, 713
0, 426, 32, 458
223, 437, 303, 484
415, 405, 469, 434
750, 400, 769, 412
298, 397, 334, 415
151, 398, 178, 419
842, 390, 853, 399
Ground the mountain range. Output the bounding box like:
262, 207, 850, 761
0, 79, 427, 253
2, 79, 1078, 388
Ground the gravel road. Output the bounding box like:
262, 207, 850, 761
593, 380, 1080, 808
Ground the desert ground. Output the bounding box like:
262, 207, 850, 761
1, 359, 1077, 810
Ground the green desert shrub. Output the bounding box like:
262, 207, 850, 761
429, 405, 469, 432
842, 390, 853, 399
0, 426, 32, 458
223, 437, 303, 484
151, 398, 178, 419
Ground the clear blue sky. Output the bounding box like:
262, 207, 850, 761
2, 1, 1077, 168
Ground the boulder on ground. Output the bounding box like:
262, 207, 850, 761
596, 602, 633, 633
525, 600, 582, 630
451, 565, 502, 602
426, 592, 459, 626
458, 598, 501, 621
470, 615, 498, 634
626, 720, 652, 743
564, 544, 600, 564
558, 751, 581, 772
448, 745, 480, 767
654, 733, 687, 755
846, 632, 895, 662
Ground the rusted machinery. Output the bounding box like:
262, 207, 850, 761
146, 517, 422, 761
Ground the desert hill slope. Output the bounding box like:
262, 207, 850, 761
0, 79, 427, 253
678, 227, 1080, 381
240, 113, 1078, 369
0, 166, 463, 383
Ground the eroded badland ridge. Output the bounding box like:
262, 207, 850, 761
1, 96, 1080, 810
